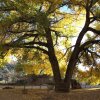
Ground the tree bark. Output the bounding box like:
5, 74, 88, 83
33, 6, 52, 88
45, 28, 65, 91
63, 3, 91, 92
64, 50, 80, 92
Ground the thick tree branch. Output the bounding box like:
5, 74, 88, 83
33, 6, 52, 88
7, 29, 38, 34
3, 43, 48, 55
13, 34, 39, 43
23, 46, 48, 54
23, 41, 48, 47
88, 27, 100, 35
90, 16, 100, 23
0, 6, 16, 11
64, 1, 91, 85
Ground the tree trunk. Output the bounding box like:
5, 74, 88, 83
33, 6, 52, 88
64, 30, 87, 92
64, 20, 90, 92
45, 27, 83, 92
64, 51, 79, 92
55, 81, 68, 92
45, 28, 65, 92
64, 7, 90, 91
44, 7, 90, 92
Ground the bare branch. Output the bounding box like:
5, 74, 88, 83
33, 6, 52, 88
79, 39, 100, 52
87, 49, 100, 58
58, 45, 75, 61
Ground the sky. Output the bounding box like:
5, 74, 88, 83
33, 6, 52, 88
60, 6, 73, 13
8, 55, 17, 63
78, 64, 89, 71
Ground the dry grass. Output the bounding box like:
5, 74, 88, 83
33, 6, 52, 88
0, 88, 100, 100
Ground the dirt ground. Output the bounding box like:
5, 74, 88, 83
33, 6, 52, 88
0, 88, 100, 100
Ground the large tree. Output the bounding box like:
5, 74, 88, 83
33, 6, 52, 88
0, 0, 100, 92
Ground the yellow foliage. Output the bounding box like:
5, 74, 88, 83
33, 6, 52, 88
70, 0, 82, 4
23, 64, 34, 74
33, 0, 62, 4
95, 23, 100, 30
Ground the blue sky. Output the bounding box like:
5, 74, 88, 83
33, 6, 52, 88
60, 5, 73, 13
